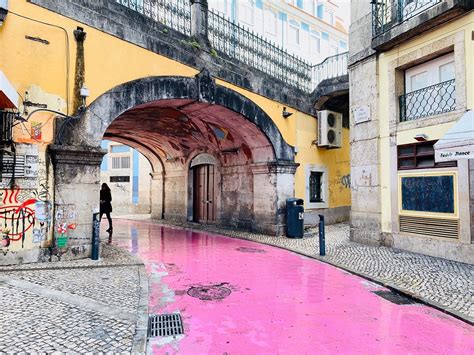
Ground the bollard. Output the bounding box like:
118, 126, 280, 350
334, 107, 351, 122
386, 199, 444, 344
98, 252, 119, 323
91, 212, 100, 260
318, 214, 326, 256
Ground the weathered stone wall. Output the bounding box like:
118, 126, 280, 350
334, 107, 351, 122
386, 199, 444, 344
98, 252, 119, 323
348, 1, 382, 246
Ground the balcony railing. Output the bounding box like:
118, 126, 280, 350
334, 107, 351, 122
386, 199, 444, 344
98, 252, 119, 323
311, 52, 348, 86
208, 9, 312, 91
399, 79, 456, 121
115, 1, 348, 93
115, 0, 191, 35
372, 0, 442, 37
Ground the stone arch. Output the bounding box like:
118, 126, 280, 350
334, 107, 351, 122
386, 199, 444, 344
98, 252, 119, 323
62, 71, 295, 162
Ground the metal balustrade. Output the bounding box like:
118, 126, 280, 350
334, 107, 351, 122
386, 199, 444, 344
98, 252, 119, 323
372, 0, 442, 37
114, 1, 348, 92
311, 52, 348, 86
208, 9, 312, 91
115, 0, 191, 35
399, 79, 456, 121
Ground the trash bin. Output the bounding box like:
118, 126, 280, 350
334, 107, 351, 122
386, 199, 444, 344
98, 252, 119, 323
286, 198, 304, 238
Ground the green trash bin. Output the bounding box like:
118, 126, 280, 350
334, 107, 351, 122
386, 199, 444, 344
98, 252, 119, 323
286, 198, 304, 238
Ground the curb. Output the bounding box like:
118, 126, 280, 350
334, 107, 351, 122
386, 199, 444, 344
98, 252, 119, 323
146, 219, 473, 325
131, 264, 149, 354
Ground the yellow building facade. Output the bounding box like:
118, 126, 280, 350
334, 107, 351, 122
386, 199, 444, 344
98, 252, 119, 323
0, 0, 350, 264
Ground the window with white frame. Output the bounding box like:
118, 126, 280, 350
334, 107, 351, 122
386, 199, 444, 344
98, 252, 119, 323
310, 31, 320, 54
264, 9, 277, 36
288, 20, 300, 45
239, 0, 254, 26
306, 166, 328, 208
402, 52, 456, 121
111, 156, 131, 169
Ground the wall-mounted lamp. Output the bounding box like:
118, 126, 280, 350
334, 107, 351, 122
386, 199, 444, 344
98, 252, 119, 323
414, 133, 428, 142
79, 84, 89, 110
282, 107, 293, 119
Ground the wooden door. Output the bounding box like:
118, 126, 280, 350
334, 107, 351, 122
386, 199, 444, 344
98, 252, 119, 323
193, 164, 216, 223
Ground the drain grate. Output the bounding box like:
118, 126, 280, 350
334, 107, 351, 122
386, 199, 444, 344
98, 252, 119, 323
372, 290, 419, 305
235, 247, 267, 253
148, 313, 184, 337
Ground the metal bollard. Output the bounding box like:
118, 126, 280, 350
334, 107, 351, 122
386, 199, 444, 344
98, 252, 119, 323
91, 212, 100, 260
318, 214, 326, 256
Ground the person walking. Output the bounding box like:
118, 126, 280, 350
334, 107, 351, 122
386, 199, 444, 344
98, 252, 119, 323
100, 183, 113, 232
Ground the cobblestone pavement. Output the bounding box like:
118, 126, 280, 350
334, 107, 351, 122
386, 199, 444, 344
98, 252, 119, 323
119, 215, 473, 323
0, 243, 148, 354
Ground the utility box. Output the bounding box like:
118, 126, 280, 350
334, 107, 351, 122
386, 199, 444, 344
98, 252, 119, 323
286, 198, 304, 238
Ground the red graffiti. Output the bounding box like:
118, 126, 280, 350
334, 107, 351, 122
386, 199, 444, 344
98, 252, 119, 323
1, 188, 36, 241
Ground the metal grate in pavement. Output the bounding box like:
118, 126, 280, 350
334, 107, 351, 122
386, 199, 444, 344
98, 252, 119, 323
148, 313, 184, 337
372, 290, 419, 305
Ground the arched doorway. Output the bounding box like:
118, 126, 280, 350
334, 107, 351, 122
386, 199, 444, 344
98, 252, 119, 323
190, 153, 218, 223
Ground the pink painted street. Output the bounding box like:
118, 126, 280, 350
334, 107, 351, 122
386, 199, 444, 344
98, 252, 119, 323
111, 219, 474, 354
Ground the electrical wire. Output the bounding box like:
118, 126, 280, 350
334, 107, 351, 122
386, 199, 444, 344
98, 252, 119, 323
9, 10, 70, 116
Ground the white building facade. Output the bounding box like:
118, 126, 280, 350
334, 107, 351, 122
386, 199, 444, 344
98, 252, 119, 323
208, 0, 348, 64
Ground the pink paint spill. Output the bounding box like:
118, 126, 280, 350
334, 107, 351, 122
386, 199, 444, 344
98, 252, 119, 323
110, 219, 474, 354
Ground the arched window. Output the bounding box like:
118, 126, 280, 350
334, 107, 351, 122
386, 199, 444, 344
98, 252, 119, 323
310, 31, 320, 54
264, 9, 277, 36
289, 20, 300, 45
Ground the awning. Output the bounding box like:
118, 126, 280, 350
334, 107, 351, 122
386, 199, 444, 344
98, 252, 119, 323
434, 110, 474, 162
0, 70, 19, 109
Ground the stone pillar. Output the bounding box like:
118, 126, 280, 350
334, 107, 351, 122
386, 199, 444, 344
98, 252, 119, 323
150, 172, 164, 219
251, 161, 299, 236
190, 0, 210, 49
49, 145, 105, 259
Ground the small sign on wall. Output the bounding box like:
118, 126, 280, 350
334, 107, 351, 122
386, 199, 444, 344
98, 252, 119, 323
352, 105, 371, 124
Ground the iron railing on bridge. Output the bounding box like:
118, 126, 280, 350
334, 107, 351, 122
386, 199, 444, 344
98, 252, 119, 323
208, 9, 312, 91
372, 0, 442, 37
115, 0, 191, 35
115, 1, 348, 92
399, 79, 456, 121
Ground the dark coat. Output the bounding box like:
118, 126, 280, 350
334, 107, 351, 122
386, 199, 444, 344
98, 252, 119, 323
100, 189, 113, 214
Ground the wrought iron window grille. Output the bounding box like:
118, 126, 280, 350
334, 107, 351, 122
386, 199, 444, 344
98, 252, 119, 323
0, 110, 15, 146
399, 79, 456, 122
372, 0, 442, 37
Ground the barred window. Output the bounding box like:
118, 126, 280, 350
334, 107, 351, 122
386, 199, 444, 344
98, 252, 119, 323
111, 156, 131, 169
309, 171, 324, 203
110, 176, 130, 183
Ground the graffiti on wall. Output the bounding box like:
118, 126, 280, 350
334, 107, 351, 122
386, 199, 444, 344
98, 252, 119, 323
340, 174, 351, 189
54, 204, 77, 248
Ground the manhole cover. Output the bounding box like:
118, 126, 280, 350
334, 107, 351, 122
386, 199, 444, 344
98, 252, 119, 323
187, 284, 232, 300
372, 290, 418, 305
235, 247, 267, 253
148, 313, 184, 337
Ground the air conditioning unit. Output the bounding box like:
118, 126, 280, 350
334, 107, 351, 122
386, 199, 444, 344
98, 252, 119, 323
318, 110, 342, 148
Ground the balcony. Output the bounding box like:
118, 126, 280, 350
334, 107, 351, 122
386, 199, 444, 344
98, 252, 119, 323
371, 0, 473, 51
399, 79, 456, 122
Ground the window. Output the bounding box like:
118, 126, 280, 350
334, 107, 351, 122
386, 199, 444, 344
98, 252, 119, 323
402, 52, 456, 121
310, 31, 320, 54
439, 61, 455, 82
289, 20, 300, 45
397, 141, 456, 170
340, 41, 347, 50
239, 0, 254, 26
264, 9, 277, 36
309, 171, 324, 203
317, 4, 324, 19
110, 145, 130, 153
111, 156, 131, 169
110, 176, 130, 183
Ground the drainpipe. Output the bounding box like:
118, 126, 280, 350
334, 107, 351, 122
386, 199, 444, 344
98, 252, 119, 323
73, 27, 87, 114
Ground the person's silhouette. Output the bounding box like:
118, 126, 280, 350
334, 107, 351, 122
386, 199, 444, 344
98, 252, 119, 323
99, 183, 113, 232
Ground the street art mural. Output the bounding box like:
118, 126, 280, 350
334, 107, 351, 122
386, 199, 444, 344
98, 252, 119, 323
0, 145, 54, 256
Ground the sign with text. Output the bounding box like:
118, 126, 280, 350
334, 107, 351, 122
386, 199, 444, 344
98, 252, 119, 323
435, 146, 473, 162
352, 105, 370, 124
